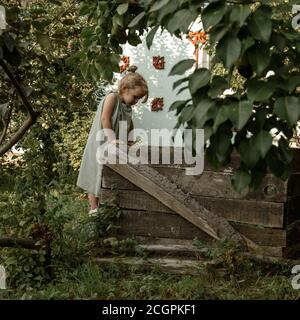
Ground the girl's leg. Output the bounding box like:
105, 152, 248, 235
88, 193, 99, 210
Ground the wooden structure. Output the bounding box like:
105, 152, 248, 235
99, 146, 300, 261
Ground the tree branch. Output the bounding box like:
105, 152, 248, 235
0, 237, 41, 250
0, 59, 40, 157
0, 114, 39, 156
0, 59, 37, 118
0, 106, 13, 145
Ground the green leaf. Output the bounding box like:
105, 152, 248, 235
169, 59, 195, 76
189, 68, 211, 94
278, 138, 293, 164
201, 1, 227, 30
248, 9, 272, 42
23, 86, 33, 97
32, 19, 52, 31
167, 9, 198, 34
266, 146, 292, 180
193, 99, 215, 128
149, 0, 170, 12
271, 33, 287, 52
247, 80, 275, 102
252, 130, 272, 158
247, 44, 270, 76
216, 35, 241, 69
127, 32, 142, 46
3, 33, 16, 52
239, 138, 260, 168
208, 126, 233, 165
90, 62, 100, 82
213, 105, 230, 132
209, 24, 231, 46
208, 76, 229, 98
173, 77, 189, 90
36, 33, 51, 49
230, 100, 253, 130
0, 103, 9, 118
169, 100, 188, 112
241, 37, 255, 55
229, 4, 251, 27
113, 14, 124, 27
285, 75, 300, 93
180, 105, 194, 122
273, 96, 300, 126
204, 125, 213, 142
231, 169, 251, 193
79, 3, 92, 16
117, 3, 128, 15
249, 164, 267, 191
80, 60, 90, 79
128, 12, 145, 28
157, 1, 178, 23
146, 26, 159, 49
176, 86, 189, 95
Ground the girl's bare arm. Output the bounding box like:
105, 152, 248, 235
101, 93, 117, 142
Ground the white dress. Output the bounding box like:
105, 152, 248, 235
76, 91, 132, 196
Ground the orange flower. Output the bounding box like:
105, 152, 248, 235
120, 55, 130, 73
188, 30, 207, 68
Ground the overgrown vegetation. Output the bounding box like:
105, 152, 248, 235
1, 165, 300, 300
1, 0, 300, 299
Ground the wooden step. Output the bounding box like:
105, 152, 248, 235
116, 234, 209, 259
93, 256, 222, 276
136, 243, 208, 259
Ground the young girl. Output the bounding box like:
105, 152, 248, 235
76, 65, 148, 215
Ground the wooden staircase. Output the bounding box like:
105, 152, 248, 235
93, 236, 223, 275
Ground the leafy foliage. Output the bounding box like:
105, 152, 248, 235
1, 0, 300, 290
75, 0, 300, 192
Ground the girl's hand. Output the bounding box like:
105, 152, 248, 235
110, 139, 125, 145
127, 140, 137, 146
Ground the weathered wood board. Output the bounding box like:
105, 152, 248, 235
100, 188, 284, 228
99, 146, 300, 258
102, 166, 289, 202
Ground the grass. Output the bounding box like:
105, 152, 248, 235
1, 260, 299, 300
1, 168, 300, 300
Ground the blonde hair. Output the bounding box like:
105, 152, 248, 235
119, 65, 149, 103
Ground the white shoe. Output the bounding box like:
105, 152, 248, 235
88, 208, 98, 217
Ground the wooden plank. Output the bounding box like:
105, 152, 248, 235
102, 166, 288, 202
104, 146, 280, 255
104, 149, 246, 245
93, 256, 214, 275
115, 209, 286, 247
117, 235, 197, 247
100, 188, 284, 228
133, 145, 300, 172
116, 235, 284, 258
